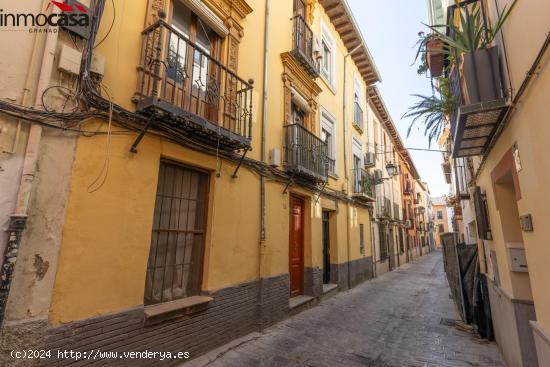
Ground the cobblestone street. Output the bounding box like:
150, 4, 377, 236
187, 251, 504, 367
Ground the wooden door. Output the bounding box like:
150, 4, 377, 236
289, 195, 304, 297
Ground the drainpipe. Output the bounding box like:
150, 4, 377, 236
0, 3, 60, 327
257, 0, 270, 331
343, 45, 361, 290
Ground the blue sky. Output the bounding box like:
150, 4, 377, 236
348, 0, 448, 197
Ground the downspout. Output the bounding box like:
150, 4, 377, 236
343, 45, 361, 290
258, 0, 270, 331
0, 3, 60, 327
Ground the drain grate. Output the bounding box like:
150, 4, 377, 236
440, 318, 457, 327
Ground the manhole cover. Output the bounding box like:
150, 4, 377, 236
440, 318, 457, 326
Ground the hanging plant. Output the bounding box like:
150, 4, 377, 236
403, 77, 456, 146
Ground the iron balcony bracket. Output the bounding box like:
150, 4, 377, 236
315, 181, 328, 204
282, 171, 297, 195
231, 148, 250, 179
130, 114, 156, 153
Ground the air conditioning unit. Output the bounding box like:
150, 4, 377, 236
373, 169, 383, 182
364, 152, 376, 167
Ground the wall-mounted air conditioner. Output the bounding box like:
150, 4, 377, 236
364, 152, 376, 167
373, 169, 383, 182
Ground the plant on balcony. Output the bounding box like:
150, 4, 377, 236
428, 0, 517, 55
403, 77, 456, 146
427, 0, 517, 103
362, 175, 374, 197
413, 31, 446, 77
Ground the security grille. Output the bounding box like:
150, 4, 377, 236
145, 161, 209, 305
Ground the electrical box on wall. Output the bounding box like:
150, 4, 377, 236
507, 243, 528, 272
269, 148, 281, 167
90, 53, 106, 76
519, 214, 533, 232
58, 44, 82, 75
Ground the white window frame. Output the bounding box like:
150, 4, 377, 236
352, 135, 363, 165
321, 108, 337, 176
320, 19, 337, 90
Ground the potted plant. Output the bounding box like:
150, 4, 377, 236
413, 32, 445, 77
426, 37, 445, 77
428, 0, 517, 104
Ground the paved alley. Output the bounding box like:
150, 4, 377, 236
187, 252, 504, 367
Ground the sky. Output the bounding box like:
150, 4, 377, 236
348, 0, 448, 197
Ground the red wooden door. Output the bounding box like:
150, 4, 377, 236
289, 195, 304, 297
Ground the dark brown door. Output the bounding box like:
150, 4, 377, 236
289, 195, 304, 297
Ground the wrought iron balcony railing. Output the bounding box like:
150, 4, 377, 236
284, 124, 328, 182
379, 197, 392, 219
353, 101, 364, 131
291, 15, 320, 78
352, 168, 375, 203
135, 20, 254, 151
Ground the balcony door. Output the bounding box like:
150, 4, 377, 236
166, 1, 221, 123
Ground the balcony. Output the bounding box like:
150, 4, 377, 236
403, 180, 412, 195
352, 169, 375, 203
284, 124, 328, 182
379, 197, 392, 219
446, 5, 510, 157
134, 21, 254, 151
290, 15, 320, 78
393, 203, 401, 222
353, 102, 364, 132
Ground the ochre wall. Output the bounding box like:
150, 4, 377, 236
479, 0, 550, 332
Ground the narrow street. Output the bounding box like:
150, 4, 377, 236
189, 252, 504, 367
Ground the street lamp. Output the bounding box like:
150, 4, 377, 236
386, 163, 398, 177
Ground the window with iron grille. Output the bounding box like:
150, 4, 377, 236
144, 161, 209, 305
359, 224, 365, 255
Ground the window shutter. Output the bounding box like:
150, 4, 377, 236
473, 186, 491, 240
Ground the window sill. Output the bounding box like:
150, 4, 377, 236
320, 75, 336, 95
352, 123, 364, 134
328, 172, 339, 180
144, 295, 213, 325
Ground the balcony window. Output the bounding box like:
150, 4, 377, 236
284, 124, 328, 182
320, 20, 335, 88
135, 3, 253, 151
291, 10, 319, 78
321, 111, 336, 176
437, 211, 443, 220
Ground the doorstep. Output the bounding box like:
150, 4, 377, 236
289, 295, 314, 310
322, 283, 338, 294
